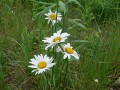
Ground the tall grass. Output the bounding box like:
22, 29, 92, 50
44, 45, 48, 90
0, 0, 120, 90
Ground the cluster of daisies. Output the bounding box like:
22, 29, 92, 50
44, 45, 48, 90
28, 10, 80, 74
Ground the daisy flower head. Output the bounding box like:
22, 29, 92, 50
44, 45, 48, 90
45, 9, 62, 25
42, 29, 70, 50
28, 54, 55, 74
63, 43, 80, 60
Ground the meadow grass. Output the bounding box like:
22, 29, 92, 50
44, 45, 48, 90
0, 0, 120, 90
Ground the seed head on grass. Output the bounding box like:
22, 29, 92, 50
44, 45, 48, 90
45, 9, 62, 25
28, 54, 55, 74
42, 29, 70, 50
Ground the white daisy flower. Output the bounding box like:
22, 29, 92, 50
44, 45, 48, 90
45, 9, 62, 25
42, 29, 70, 50
63, 43, 80, 60
28, 54, 55, 74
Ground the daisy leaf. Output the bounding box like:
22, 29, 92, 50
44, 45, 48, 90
58, 1, 67, 12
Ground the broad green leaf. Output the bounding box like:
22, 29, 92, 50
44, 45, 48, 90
68, 19, 86, 28
66, 0, 83, 8
58, 1, 67, 12
30, 0, 54, 5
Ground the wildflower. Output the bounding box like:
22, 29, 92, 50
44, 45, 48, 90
63, 43, 80, 60
42, 29, 70, 50
28, 54, 55, 74
45, 9, 62, 25
95, 79, 99, 83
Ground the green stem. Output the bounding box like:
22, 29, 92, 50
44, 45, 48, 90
55, 0, 59, 32
43, 73, 48, 90
51, 25, 54, 35
56, 57, 66, 89
52, 66, 54, 90
62, 12, 65, 32
57, 57, 66, 79
52, 48, 55, 90
37, 75, 41, 90
65, 58, 69, 86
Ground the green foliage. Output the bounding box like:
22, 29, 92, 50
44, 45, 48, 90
79, 0, 120, 22
0, 0, 120, 90
58, 1, 67, 12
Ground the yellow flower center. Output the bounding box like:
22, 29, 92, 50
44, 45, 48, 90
50, 13, 57, 20
53, 37, 61, 42
38, 61, 47, 69
65, 47, 74, 54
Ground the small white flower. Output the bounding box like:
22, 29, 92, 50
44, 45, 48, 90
45, 9, 62, 25
28, 54, 55, 74
42, 29, 70, 50
63, 43, 80, 60
95, 79, 99, 83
